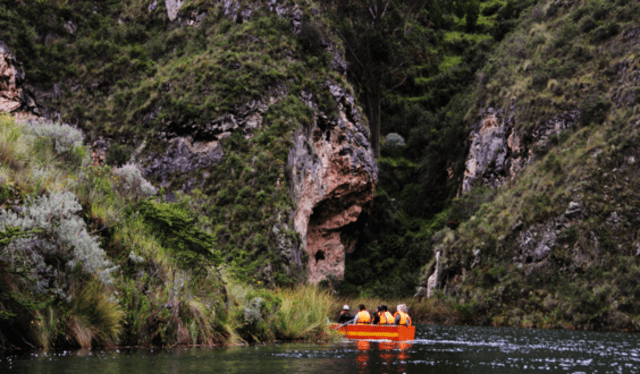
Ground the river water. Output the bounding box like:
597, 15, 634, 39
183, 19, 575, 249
2, 324, 639, 373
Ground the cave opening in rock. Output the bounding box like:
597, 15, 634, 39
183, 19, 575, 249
315, 250, 325, 262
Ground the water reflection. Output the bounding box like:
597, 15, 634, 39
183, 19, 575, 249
356, 340, 370, 372
354, 340, 413, 374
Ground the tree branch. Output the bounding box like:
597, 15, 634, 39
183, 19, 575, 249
335, 28, 365, 69
381, 0, 390, 18
390, 74, 408, 91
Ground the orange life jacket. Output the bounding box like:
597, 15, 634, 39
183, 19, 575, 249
356, 310, 371, 324
398, 311, 411, 326
378, 311, 393, 324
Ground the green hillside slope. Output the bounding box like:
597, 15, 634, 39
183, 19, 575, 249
419, 0, 640, 330
0, 0, 352, 349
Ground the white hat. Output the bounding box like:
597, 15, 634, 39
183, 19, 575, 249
343, 304, 350, 311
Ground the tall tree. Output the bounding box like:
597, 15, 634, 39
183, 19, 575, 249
332, 0, 427, 158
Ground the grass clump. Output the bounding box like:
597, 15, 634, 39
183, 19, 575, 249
271, 286, 336, 341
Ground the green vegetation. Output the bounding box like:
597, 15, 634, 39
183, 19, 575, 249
411, 0, 640, 330
336, 0, 640, 332
0, 94, 337, 350
3, 0, 640, 341
0, 0, 354, 286
338, 0, 517, 297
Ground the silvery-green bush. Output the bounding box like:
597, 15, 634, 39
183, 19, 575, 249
112, 163, 157, 199
383, 132, 406, 149
128, 251, 144, 264
21, 121, 84, 154
0, 191, 117, 284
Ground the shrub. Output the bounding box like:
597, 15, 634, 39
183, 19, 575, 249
134, 200, 222, 267
112, 163, 157, 200
579, 17, 597, 33
591, 22, 620, 43
298, 20, 324, 57
21, 121, 84, 155
579, 95, 611, 126
383, 132, 406, 148
271, 286, 334, 341
105, 143, 131, 166
67, 282, 123, 348
0, 191, 117, 284
0, 115, 29, 169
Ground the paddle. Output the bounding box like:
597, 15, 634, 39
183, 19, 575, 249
336, 318, 355, 328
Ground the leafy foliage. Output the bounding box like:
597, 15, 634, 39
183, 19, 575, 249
112, 163, 157, 200
134, 200, 222, 267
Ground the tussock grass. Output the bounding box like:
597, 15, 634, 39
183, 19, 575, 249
0, 114, 29, 170
67, 282, 123, 348
272, 286, 336, 341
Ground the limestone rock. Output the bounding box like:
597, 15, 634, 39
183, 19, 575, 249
0, 41, 39, 119
139, 76, 376, 285
514, 222, 558, 263
462, 107, 524, 193
290, 81, 377, 284
165, 0, 184, 21
143, 136, 224, 190
91, 137, 110, 166
565, 201, 582, 218
462, 105, 579, 193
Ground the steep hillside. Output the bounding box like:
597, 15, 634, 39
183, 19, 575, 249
336, 0, 520, 297
0, 0, 375, 348
419, 0, 640, 330
0, 0, 378, 287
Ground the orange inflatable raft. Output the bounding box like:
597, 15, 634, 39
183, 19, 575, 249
330, 324, 415, 341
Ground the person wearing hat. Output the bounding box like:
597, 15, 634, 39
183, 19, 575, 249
337, 304, 354, 324
394, 304, 412, 326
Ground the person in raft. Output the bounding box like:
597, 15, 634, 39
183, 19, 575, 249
394, 304, 412, 326
378, 305, 394, 325
393, 303, 408, 318
353, 304, 372, 324
337, 304, 354, 324
371, 305, 382, 325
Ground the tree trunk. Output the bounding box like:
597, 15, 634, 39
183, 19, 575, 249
369, 84, 381, 159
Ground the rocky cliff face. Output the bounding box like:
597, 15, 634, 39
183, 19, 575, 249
102, 0, 378, 284
415, 0, 640, 330
0, 42, 39, 120
1, 0, 377, 286
140, 79, 377, 285
289, 83, 377, 284
462, 105, 579, 194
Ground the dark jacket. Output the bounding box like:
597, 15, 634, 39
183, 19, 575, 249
372, 312, 380, 325
338, 311, 354, 324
